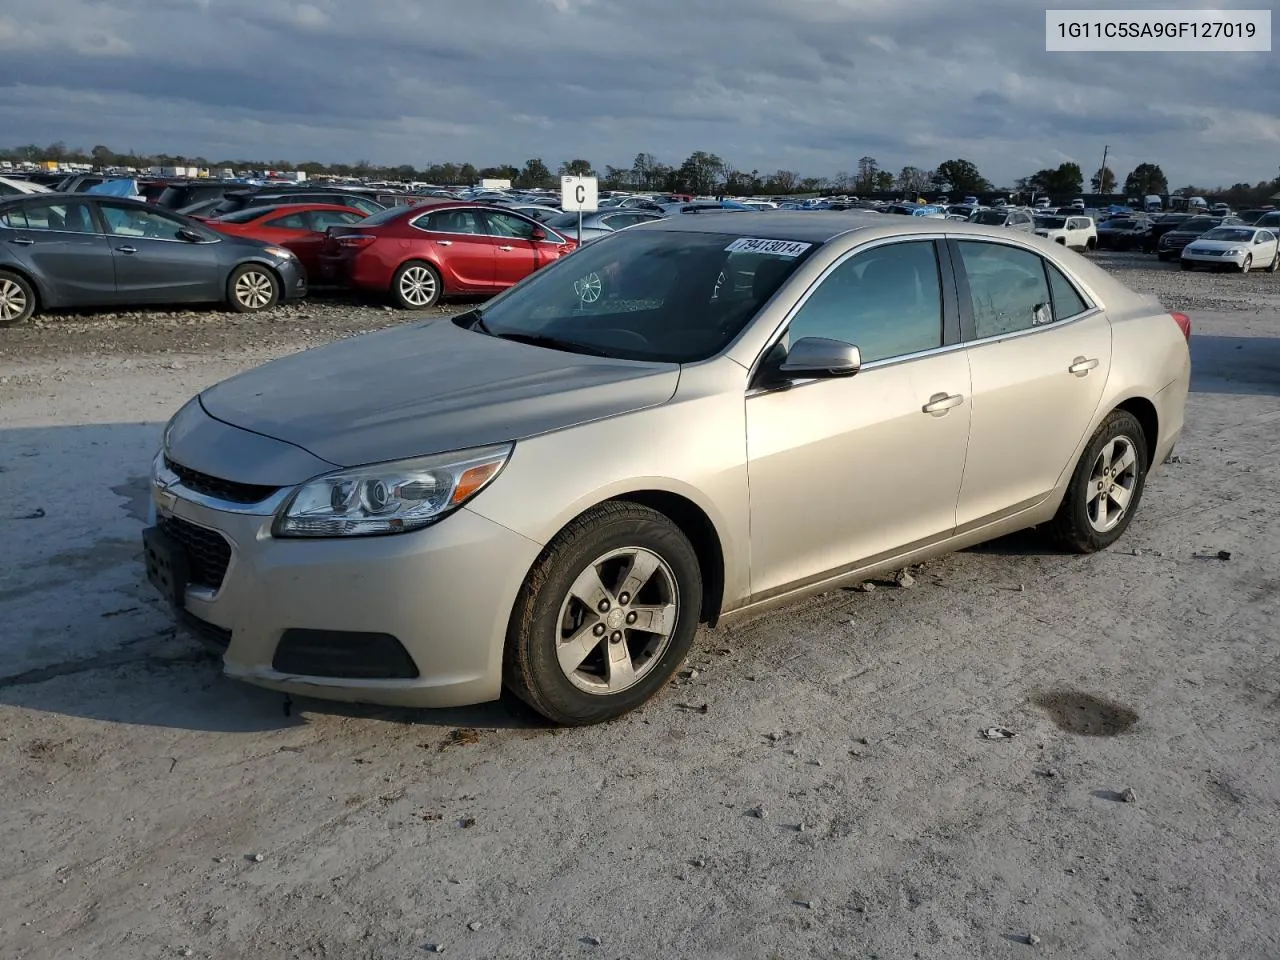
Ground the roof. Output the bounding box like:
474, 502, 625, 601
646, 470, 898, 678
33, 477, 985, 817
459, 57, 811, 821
632, 210, 887, 243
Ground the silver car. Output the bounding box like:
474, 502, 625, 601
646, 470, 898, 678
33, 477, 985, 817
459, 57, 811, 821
145, 214, 1191, 725
542, 209, 665, 244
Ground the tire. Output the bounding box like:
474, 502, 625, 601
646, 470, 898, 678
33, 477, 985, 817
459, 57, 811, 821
227, 264, 280, 313
0, 269, 37, 327
504, 501, 703, 726
1268, 253, 1279, 273
1085, 238, 1096, 251
1157, 252, 1171, 262
391, 260, 442, 309
1240, 255, 1252, 275
1046, 410, 1150, 554
1180, 261, 1193, 271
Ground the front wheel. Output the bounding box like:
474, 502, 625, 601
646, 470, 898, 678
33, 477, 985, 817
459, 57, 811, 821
391, 260, 442, 309
1240, 255, 1252, 274
504, 502, 703, 725
1268, 253, 1279, 273
227, 264, 280, 313
0, 270, 37, 327
1180, 260, 1193, 271
1045, 410, 1149, 553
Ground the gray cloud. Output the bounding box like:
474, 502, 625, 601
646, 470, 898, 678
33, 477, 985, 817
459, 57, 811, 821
0, 0, 1275, 187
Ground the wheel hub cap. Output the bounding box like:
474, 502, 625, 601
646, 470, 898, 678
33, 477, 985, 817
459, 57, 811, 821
1086, 435, 1139, 534
0, 279, 26, 322
555, 546, 680, 695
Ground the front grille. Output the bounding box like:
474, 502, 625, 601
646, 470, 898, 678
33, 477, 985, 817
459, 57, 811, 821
157, 514, 231, 590
165, 456, 278, 504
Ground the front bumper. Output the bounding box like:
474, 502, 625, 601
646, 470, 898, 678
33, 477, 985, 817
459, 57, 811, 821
146, 462, 542, 708
273, 257, 308, 301
1180, 250, 1242, 267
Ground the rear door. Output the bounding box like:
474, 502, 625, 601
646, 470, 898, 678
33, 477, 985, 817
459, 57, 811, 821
0, 198, 116, 305
414, 208, 496, 291
95, 201, 223, 303
950, 238, 1112, 530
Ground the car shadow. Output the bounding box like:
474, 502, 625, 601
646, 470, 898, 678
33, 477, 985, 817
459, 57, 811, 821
0, 421, 546, 733
1190, 334, 1280, 397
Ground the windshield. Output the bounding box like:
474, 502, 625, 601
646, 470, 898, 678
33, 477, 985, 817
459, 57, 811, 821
470, 230, 818, 363
1256, 212, 1280, 228
972, 210, 1008, 225
1180, 217, 1217, 231
1035, 216, 1067, 228
212, 206, 274, 223
545, 212, 583, 229
1104, 218, 1136, 228
1199, 227, 1254, 242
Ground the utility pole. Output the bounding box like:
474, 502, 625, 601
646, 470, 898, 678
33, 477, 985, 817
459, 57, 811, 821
1098, 144, 1110, 198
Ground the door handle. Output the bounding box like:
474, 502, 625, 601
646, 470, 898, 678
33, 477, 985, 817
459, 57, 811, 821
116, 245, 138, 255
499, 245, 514, 251
1068, 356, 1099, 376
922, 392, 964, 415
10, 237, 34, 246
436, 240, 452, 246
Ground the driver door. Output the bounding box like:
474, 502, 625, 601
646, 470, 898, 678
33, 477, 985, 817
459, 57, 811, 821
94, 201, 223, 303
482, 210, 543, 286
745, 239, 972, 599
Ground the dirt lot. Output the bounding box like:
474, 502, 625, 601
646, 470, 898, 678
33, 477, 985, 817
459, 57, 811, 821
2, 255, 1279, 960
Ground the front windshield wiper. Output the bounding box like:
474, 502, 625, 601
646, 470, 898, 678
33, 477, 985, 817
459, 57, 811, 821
488, 331, 612, 358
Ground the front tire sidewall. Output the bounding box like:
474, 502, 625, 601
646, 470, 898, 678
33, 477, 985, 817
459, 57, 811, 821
505, 505, 703, 725
0, 270, 37, 327
1049, 411, 1150, 553
227, 264, 280, 313
1240, 256, 1251, 274
391, 261, 442, 310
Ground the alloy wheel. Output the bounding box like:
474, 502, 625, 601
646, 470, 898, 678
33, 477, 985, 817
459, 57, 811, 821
1241, 255, 1252, 275
0, 278, 27, 324
235, 270, 274, 309
1086, 436, 1139, 533
554, 546, 680, 695
398, 266, 437, 307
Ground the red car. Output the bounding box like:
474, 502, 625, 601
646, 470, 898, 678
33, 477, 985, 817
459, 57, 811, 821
207, 203, 368, 278
317, 200, 577, 309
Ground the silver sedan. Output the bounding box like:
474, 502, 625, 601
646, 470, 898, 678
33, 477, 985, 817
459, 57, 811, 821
145, 214, 1191, 725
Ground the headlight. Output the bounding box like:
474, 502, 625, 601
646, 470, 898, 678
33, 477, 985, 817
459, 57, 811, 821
1224, 248, 1241, 256
274, 443, 512, 538
262, 245, 296, 259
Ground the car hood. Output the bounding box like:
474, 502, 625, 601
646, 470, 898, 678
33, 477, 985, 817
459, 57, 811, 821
198, 318, 681, 467
1185, 240, 1245, 251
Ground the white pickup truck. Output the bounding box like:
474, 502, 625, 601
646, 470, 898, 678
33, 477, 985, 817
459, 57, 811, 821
1033, 213, 1097, 251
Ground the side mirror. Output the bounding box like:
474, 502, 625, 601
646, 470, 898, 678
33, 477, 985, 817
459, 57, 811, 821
778, 337, 862, 378
531, 226, 547, 241
177, 227, 204, 243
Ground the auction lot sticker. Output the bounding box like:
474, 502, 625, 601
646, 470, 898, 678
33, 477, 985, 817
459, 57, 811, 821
725, 238, 812, 257
1046, 9, 1271, 51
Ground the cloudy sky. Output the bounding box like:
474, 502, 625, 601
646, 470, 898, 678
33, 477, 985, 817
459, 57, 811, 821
0, 0, 1276, 188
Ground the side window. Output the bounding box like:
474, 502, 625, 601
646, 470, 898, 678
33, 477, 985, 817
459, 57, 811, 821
5, 201, 96, 233
309, 211, 363, 230
786, 241, 944, 364
99, 203, 188, 240
484, 211, 539, 239
956, 241, 1053, 338
1257, 230, 1274, 244
349, 198, 382, 215
601, 214, 634, 229
422, 209, 483, 235
264, 213, 307, 229
1046, 262, 1089, 320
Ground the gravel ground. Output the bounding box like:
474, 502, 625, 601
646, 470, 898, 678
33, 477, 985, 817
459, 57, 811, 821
1, 254, 1279, 960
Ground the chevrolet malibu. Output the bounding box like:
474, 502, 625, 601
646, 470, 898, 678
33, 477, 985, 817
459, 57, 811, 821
144, 213, 1191, 725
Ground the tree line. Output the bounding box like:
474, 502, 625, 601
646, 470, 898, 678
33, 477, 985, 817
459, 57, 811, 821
3, 142, 1277, 206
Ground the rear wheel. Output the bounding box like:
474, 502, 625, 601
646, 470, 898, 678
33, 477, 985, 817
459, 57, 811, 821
504, 502, 703, 726
0, 270, 36, 327
1046, 410, 1149, 553
391, 261, 441, 309
227, 264, 280, 312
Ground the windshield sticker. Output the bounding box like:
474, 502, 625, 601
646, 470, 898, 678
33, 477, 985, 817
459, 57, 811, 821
724, 238, 812, 258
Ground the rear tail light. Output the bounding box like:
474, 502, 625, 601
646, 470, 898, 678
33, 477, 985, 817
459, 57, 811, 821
335, 234, 376, 249
1170, 311, 1191, 341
